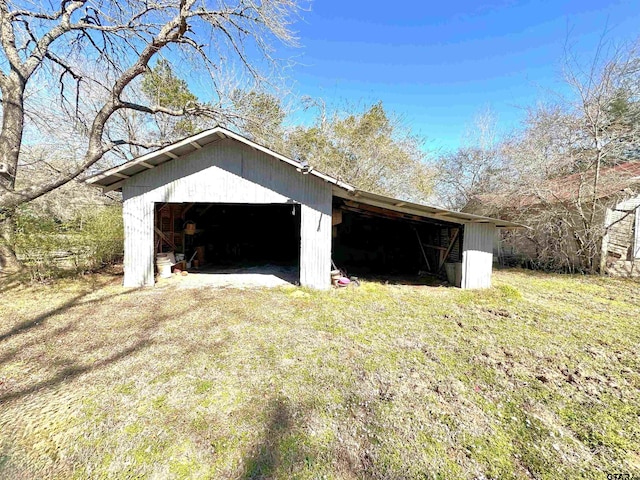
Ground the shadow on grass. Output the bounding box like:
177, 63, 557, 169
0, 323, 75, 369
0, 270, 27, 295
242, 396, 292, 479
0, 264, 124, 296
359, 273, 448, 287
0, 286, 179, 405
0, 293, 87, 343
0, 337, 153, 404
0, 285, 141, 345
240, 391, 381, 478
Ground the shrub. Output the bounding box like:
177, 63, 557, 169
14, 205, 123, 281
79, 206, 124, 269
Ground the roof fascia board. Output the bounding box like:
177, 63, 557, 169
361, 191, 522, 227
333, 188, 465, 225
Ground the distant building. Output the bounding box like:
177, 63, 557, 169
464, 162, 640, 276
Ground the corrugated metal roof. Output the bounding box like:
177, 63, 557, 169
470, 161, 640, 210
334, 188, 523, 228
86, 126, 523, 228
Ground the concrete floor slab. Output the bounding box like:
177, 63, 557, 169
156, 265, 299, 289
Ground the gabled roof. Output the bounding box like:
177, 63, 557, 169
87, 127, 522, 228
86, 126, 355, 193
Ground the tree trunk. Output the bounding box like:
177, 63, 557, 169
0, 73, 26, 272
0, 211, 20, 273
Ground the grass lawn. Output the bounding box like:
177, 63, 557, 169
0, 269, 639, 479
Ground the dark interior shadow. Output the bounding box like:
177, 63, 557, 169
242, 396, 292, 479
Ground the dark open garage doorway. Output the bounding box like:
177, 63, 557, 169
154, 202, 301, 286
331, 197, 463, 285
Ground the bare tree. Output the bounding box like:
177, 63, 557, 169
436, 108, 506, 209
472, 38, 640, 272
0, 0, 304, 271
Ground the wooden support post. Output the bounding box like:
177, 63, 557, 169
414, 228, 431, 271
438, 228, 459, 271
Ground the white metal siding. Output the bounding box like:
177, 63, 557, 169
300, 199, 332, 289
602, 196, 640, 259
122, 194, 155, 287
613, 196, 640, 260
461, 223, 495, 289
121, 138, 332, 288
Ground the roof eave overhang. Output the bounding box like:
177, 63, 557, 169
332, 187, 524, 228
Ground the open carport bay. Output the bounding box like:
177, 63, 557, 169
331, 198, 463, 284
154, 199, 467, 288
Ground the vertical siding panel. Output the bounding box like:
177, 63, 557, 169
634, 207, 640, 259
461, 223, 495, 289
300, 180, 332, 290
122, 189, 154, 287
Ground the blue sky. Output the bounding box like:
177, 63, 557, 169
279, 0, 640, 151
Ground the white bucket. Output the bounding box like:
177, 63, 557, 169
156, 255, 173, 278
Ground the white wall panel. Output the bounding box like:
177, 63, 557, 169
461, 223, 495, 289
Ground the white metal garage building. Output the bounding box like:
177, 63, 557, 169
88, 127, 519, 289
